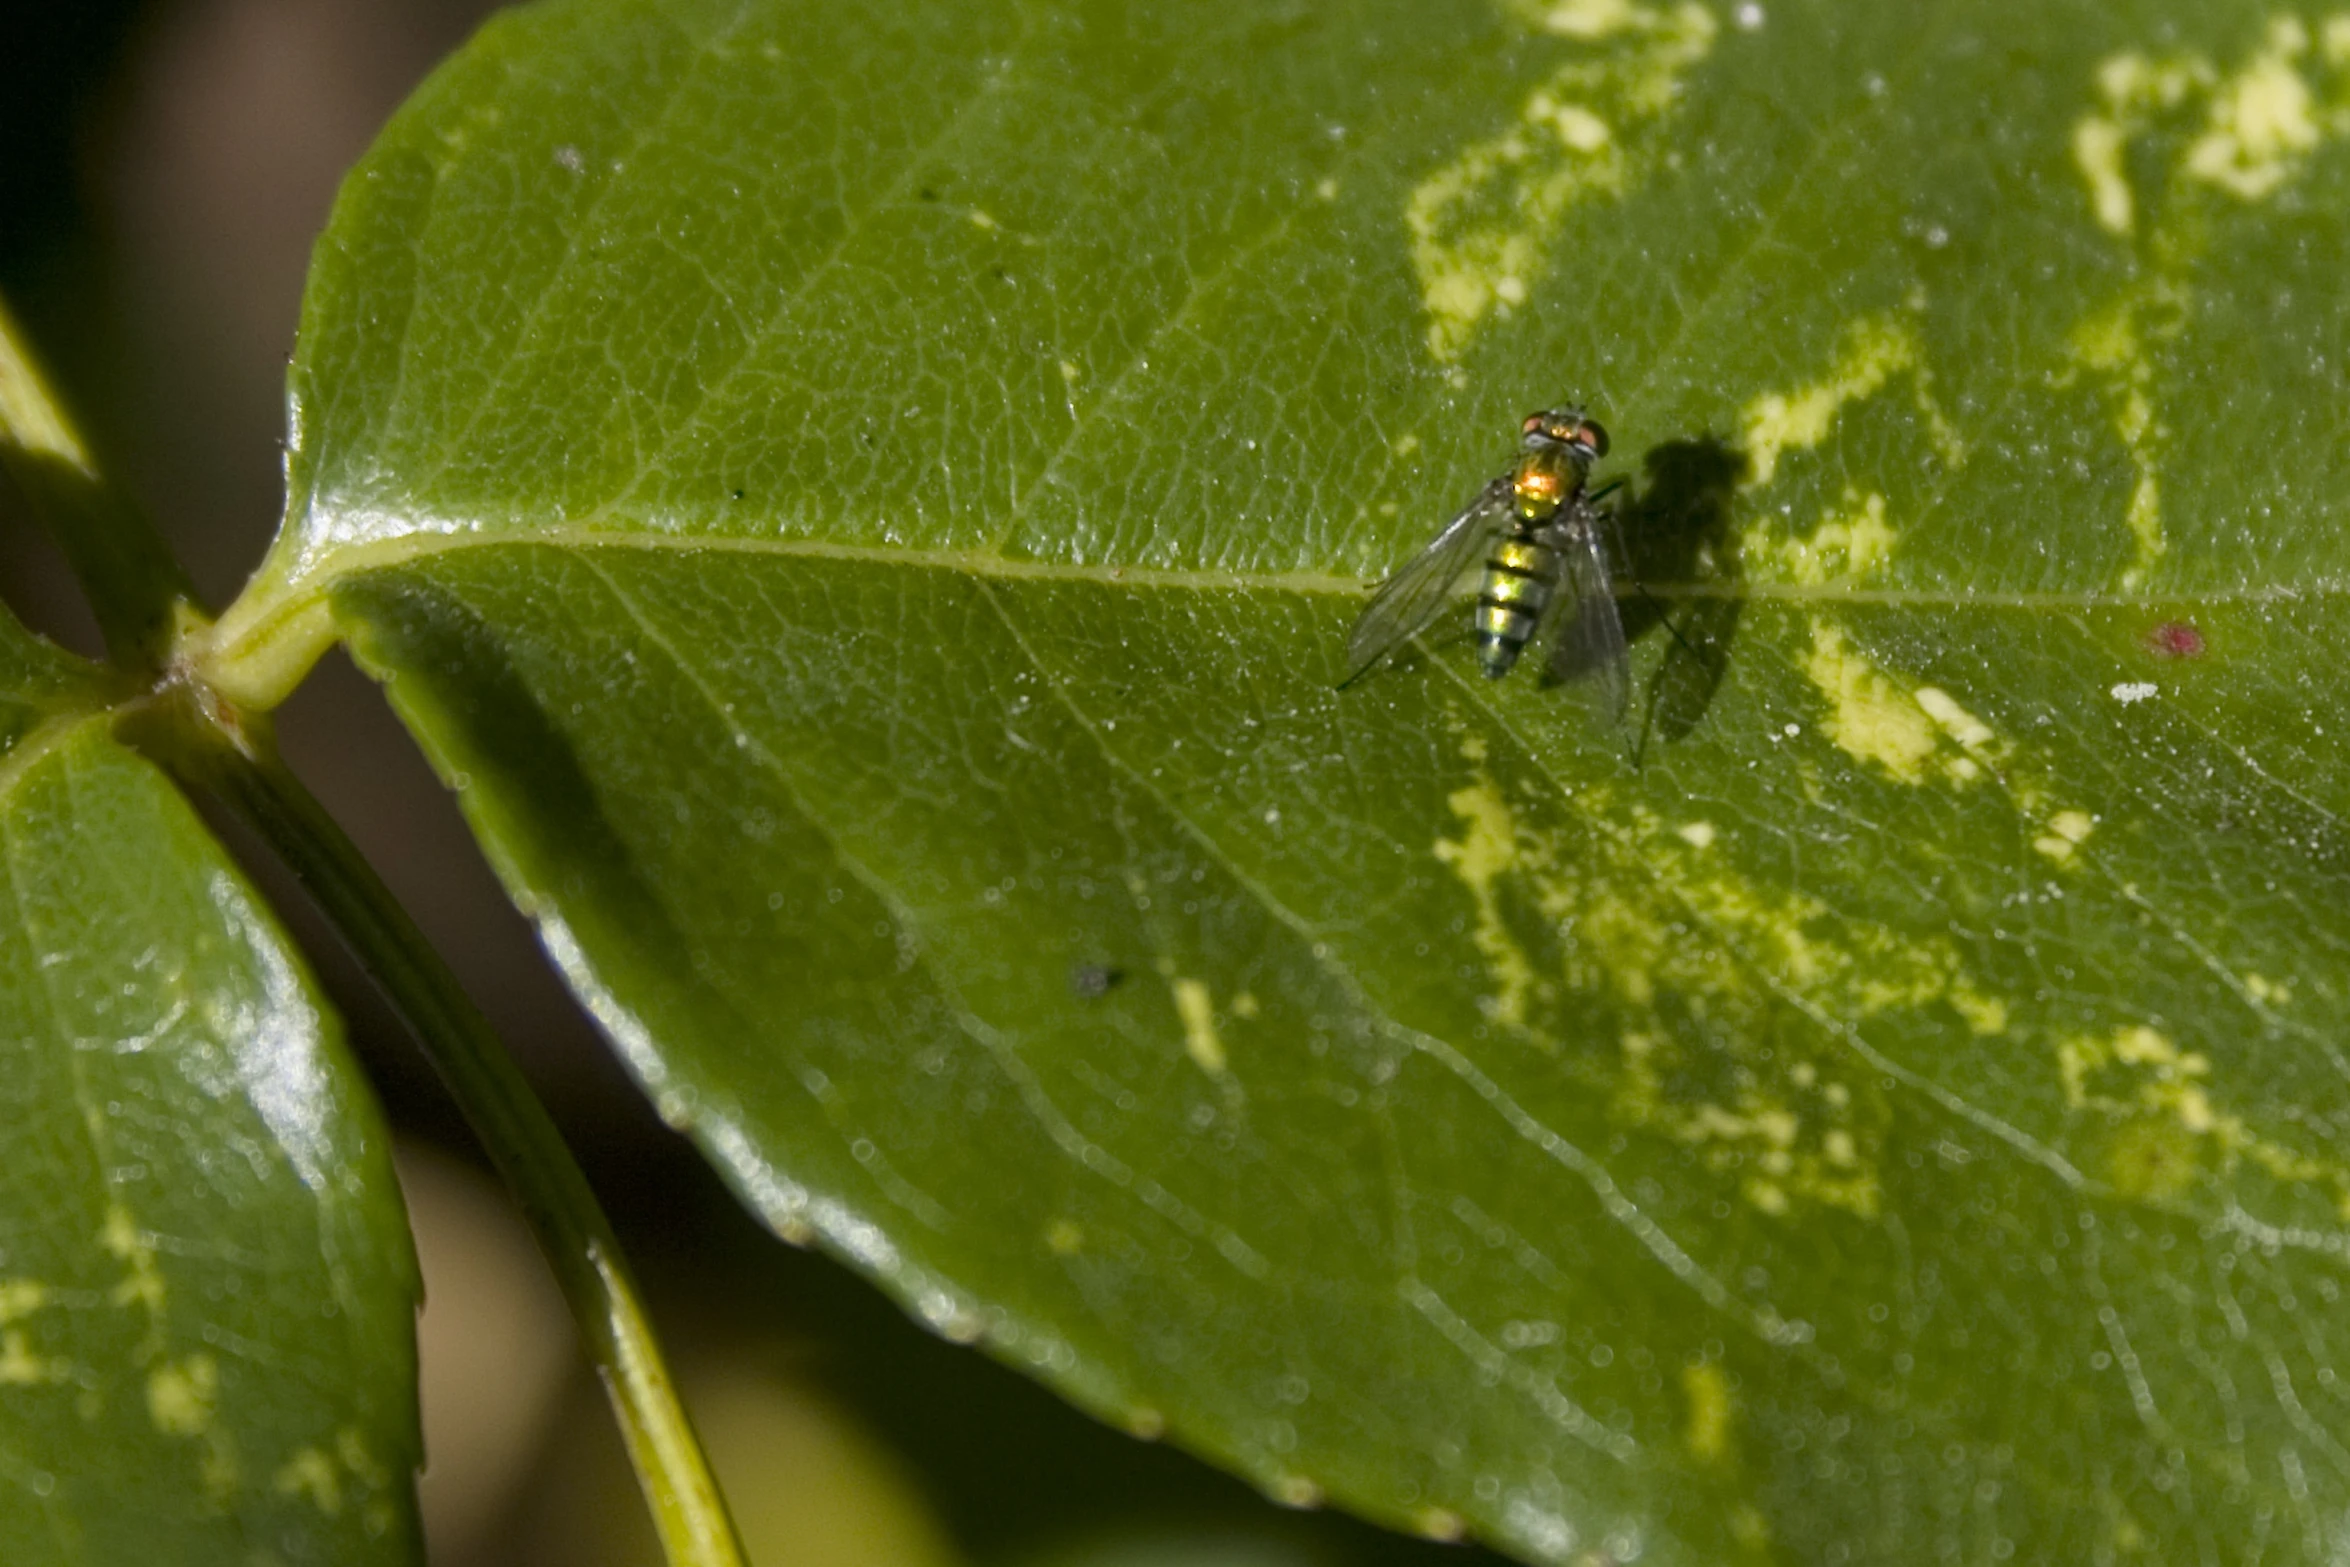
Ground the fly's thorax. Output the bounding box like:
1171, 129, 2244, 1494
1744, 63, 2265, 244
1511, 445, 1585, 520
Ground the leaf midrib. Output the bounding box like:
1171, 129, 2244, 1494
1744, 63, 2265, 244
288, 525, 2337, 609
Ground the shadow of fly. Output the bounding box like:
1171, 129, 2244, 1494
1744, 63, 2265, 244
1339, 407, 1626, 717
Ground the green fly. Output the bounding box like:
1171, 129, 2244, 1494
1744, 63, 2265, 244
1342, 406, 1626, 714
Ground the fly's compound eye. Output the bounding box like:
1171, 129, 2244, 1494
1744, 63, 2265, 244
1523, 413, 1547, 436
1576, 420, 1609, 458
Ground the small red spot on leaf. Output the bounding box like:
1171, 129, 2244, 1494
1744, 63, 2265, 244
2146, 622, 2204, 658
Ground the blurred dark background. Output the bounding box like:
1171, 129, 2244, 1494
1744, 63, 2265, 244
0, 5, 1503, 1565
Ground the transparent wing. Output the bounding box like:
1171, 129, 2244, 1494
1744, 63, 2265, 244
1542, 499, 1630, 720
1341, 477, 1513, 684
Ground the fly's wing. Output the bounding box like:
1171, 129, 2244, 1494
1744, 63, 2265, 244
1542, 499, 1630, 720
1341, 477, 1513, 684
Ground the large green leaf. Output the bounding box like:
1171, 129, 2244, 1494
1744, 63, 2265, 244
210, 0, 2350, 1558
0, 612, 420, 1564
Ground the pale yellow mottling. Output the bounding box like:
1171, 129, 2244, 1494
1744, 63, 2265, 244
1569, 872, 1887, 1217
2056, 1034, 2097, 1106
1416, 1508, 1467, 1543
1435, 778, 1540, 1027
1536, 99, 1614, 150
275, 1448, 343, 1515
0, 1280, 48, 1325
2058, 1023, 2350, 1211
148, 1354, 218, 1436
1271, 1474, 1323, 1508
1676, 820, 1716, 848
1682, 1361, 1733, 1463
1684, 1103, 1791, 1148
2245, 973, 2293, 1005
1914, 687, 1995, 750
1046, 1218, 1084, 1255
2069, 25, 2350, 590
2071, 49, 2208, 236
336, 1428, 389, 1488
2327, 15, 2350, 66
1802, 623, 2022, 789
1742, 315, 1929, 487
2069, 290, 2180, 587
1231, 991, 1260, 1019
2073, 116, 2135, 233
2033, 809, 2097, 863
2185, 19, 2320, 200
1952, 987, 2010, 1036
1767, 489, 1897, 585
2112, 1024, 2185, 1068
1528, 0, 1639, 37
0, 1330, 61, 1385
2097, 50, 2209, 111
1171, 978, 1225, 1075
2069, 295, 2142, 377
1427, 697, 2132, 1222
1409, 0, 1715, 358
1803, 623, 1941, 784
102, 1203, 167, 1346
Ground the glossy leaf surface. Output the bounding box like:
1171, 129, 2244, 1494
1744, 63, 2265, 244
0, 614, 420, 1564
223, 0, 2350, 1558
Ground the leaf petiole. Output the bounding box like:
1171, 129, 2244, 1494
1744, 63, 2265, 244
147, 708, 749, 1567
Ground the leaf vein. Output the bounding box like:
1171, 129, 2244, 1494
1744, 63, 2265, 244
972, 577, 1804, 1347
570, 553, 1270, 1275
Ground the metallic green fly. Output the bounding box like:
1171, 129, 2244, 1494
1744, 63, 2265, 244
1342, 406, 1626, 715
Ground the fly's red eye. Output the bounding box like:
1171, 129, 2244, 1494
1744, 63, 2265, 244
1577, 421, 1609, 457
1523, 414, 1545, 435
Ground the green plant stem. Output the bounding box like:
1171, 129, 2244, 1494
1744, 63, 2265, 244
159, 711, 748, 1567
0, 293, 199, 670
0, 283, 744, 1567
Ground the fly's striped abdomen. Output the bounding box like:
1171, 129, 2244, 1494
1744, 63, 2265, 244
1473, 530, 1559, 677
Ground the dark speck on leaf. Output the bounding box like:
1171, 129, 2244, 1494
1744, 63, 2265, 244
919, 187, 939, 201
730, 487, 745, 501
1071, 964, 1124, 998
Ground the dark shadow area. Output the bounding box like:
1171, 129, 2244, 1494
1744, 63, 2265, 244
0, 444, 193, 665
1609, 435, 1747, 758
0, 4, 144, 285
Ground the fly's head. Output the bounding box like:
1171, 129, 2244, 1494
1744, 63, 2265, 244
1521, 407, 1609, 468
